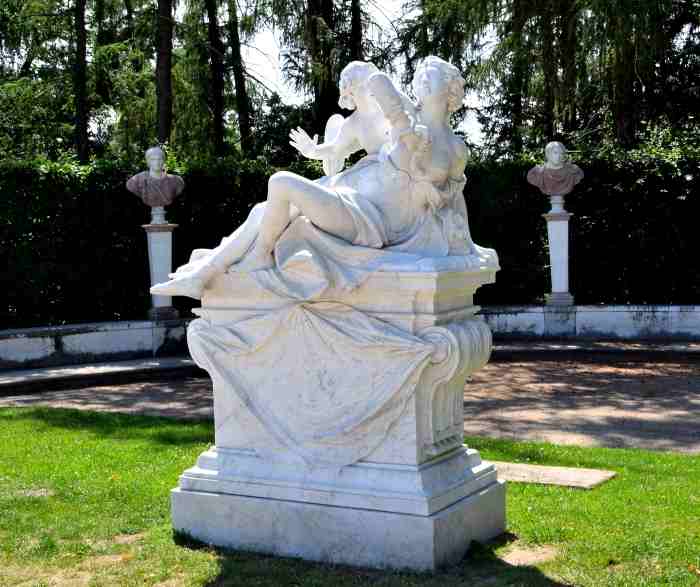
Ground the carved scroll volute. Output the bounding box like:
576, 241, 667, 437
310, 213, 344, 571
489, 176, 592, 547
417, 319, 493, 460
417, 325, 460, 459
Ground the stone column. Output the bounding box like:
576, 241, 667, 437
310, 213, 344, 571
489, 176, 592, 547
543, 195, 574, 306
143, 207, 178, 320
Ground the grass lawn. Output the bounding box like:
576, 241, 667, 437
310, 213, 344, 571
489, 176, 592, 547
0, 407, 698, 586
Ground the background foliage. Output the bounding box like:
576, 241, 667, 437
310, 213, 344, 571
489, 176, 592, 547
2, 124, 697, 328
0, 0, 698, 327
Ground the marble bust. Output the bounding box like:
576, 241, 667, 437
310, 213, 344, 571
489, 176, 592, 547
527, 141, 584, 197
126, 146, 185, 208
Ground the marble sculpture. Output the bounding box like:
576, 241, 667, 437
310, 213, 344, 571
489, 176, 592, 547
153, 57, 506, 570
527, 141, 583, 306
526, 141, 584, 198
126, 146, 185, 209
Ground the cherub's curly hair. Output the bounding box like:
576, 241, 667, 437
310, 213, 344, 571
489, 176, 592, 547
412, 56, 466, 114
338, 61, 379, 110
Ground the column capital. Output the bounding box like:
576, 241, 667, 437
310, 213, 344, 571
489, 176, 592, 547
543, 212, 572, 222
143, 223, 178, 233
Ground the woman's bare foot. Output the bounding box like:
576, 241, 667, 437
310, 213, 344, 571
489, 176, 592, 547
150, 273, 206, 300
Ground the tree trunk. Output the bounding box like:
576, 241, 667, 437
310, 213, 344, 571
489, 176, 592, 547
350, 0, 362, 61
507, 0, 527, 154
541, 1, 555, 141
94, 0, 111, 104
204, 0, 226, 155
612, 14, 636, 147
19, 35, 34, 77
156, 0, 174, 145
559, 0, 577, 132
306, 0, 339, 131
123, 0, 134, 38
74, 0, 89, 162
227, 0, 253, 156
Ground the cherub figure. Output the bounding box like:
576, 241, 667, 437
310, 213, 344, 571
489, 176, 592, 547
151, 61, 395, 299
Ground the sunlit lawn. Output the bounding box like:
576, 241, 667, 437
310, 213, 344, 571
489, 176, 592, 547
1, 407, 698, 586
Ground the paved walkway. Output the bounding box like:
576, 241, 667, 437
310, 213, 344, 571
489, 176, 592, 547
1, 355, 698, 454
466, 360, 700, 453
2, 341, 699, 393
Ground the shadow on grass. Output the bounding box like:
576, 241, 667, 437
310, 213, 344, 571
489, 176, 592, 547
174, 531, 570, 587
0, 406, 214, 446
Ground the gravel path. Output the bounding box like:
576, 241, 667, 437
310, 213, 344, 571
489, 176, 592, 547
465, 360, 700, 453
1, 359, 698, 453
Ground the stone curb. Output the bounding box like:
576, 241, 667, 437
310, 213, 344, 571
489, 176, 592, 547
490, 460, 617, 489
0, 357, 203, 396
491, 341, 700, 363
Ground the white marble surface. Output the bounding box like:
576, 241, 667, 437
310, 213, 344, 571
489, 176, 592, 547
172, 478, 506, 571
151, 56, 497, 301
145, 228, 175, 309
0, 336, 55, 363
0, 320, 187, 368
545, 215, 571, 295
178, 446, 496, 515
481, 305, 700, 339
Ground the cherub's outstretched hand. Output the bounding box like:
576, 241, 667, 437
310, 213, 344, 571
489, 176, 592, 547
289, 128, 319, 159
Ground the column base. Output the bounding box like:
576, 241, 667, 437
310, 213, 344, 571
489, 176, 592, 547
545, 292, 574, 306
148, 306, 180, 321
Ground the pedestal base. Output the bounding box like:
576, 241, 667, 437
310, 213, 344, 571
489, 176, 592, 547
176, 263, 505, 570
148, 306, 179, 321
546, 292, 574, 306
172, 474, 505, 571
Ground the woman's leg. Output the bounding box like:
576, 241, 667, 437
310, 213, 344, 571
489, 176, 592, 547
151, 172, 357, 298
257, 171, 358, 252
150, 203, 268, 299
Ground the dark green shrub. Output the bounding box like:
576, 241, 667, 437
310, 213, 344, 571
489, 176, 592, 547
1, 145, 698, 328
469, 140, 700, 304
0, 157, 274, 328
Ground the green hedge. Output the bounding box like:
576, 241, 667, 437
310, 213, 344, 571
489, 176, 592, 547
0, 157, 277, 328
1, 151, 698, 329
469, 148, 700, 305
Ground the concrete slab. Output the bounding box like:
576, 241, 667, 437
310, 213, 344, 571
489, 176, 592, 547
491, 461, 616, 489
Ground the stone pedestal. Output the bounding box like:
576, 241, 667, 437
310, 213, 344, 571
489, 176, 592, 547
171, 262, 505, 571
544, 195, 574, 306
143, 222, 178, 320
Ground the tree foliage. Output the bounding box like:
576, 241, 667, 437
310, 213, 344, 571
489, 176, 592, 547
400, 0, 700, 155
2, 0, 696, 160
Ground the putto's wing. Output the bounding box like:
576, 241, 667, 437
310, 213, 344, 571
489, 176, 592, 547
323, 114, 346, 176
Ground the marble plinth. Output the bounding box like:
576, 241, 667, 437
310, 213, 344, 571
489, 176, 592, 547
172, 477, 505, 571
172, 264, 505, 569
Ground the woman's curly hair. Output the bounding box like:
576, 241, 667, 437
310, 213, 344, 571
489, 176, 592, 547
412, 56, 466, 114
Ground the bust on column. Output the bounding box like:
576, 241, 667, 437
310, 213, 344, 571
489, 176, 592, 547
127, 147, 184, 320
527, 141, 583, 306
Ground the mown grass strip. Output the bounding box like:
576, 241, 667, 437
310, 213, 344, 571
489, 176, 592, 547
0, 407, 698, 586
